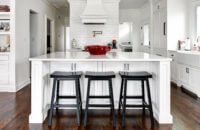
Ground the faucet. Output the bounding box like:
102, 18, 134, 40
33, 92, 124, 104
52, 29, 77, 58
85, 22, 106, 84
93, 31, 103, 37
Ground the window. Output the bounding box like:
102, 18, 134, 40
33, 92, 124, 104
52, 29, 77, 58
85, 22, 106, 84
143, 24, 150, 46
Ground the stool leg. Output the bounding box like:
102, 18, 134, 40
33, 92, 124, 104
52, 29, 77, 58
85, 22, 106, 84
48, 79, 57, 126
122, 79, 127, 127
75, 79, 81, 126
56, 80, 60, 111
146, 78, 154, 126
84, 79, 91, 126
108, 79, 116, 127
118, 78, 124, 115
142, 80, 145, 116
78, 79, 82, 112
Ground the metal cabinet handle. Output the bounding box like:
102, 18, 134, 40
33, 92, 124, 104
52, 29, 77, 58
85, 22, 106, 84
71, 63, 73, 71
128, 64, 130, 71
164, 22, 166, 36
124, 64, 126, 70
186, 68, 190, 73
74, 63, 77, 71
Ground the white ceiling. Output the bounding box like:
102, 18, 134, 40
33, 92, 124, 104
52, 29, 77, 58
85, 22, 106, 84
120, 0, 148, 9
47, 0, 69, 8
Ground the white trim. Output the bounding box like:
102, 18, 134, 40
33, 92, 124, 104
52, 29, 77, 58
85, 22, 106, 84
16, 79, 30, 92
0, 85, 15, 92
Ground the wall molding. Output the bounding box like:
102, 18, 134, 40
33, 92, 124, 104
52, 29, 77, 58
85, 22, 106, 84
16, 79, 30, 92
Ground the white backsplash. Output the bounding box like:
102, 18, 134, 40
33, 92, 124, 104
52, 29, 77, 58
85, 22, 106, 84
69, 0, 119, 48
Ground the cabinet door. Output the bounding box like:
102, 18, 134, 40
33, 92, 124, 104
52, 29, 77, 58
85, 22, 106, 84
0, 61, 9, 85
50, 62, 75, 104
75, 62, 98, 104
159, 8, 167, 49
153, 11, 160, 50
178, 64, 189, 85
102, 62, 125, 105
189, 67, 200, 95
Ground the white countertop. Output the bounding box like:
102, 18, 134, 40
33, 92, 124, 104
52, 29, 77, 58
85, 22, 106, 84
29, 52, 172, 62
177, 50, 200, 55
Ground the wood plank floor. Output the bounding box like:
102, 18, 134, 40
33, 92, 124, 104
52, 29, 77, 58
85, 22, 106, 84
0, 84, 200, 130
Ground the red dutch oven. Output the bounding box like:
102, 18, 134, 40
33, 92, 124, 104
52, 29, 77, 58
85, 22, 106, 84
84, 45, 111, 55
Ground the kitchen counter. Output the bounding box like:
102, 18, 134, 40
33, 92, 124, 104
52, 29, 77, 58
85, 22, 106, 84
177, 50, 200, 55
30, 52, 172, 62
29, 52, 173, 125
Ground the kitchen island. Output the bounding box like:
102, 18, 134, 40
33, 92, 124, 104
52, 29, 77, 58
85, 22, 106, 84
29, 52, 173, 124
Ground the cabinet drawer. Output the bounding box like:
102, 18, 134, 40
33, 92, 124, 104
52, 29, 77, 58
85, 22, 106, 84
0, 55, 9, 61
177, 53, 200, 67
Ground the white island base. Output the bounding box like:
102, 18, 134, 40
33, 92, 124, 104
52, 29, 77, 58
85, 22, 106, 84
29, 52, 173, 124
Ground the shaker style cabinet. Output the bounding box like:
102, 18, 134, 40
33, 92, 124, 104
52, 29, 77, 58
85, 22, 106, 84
177, 52, 200, 97
152, 0, 167, 57
50, 61, 98, 104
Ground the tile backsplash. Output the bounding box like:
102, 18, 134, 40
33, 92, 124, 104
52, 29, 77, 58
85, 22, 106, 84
69, 0, 119, 48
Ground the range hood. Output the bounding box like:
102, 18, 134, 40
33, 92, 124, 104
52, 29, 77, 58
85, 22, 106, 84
80, 0, 108, 24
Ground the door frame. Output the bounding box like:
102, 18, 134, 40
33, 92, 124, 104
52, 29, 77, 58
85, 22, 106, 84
44, 15, 55, 54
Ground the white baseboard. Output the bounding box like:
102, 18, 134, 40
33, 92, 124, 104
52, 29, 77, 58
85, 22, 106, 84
0, 85, 15, 92
16, 79, 30, 92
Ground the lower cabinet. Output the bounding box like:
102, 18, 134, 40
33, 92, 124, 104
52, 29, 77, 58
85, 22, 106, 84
0, 61, 9, 85
49, 61, 153, 106
188, 67, 200, 96
178, 64, 189, 85
178, 63, 200, 96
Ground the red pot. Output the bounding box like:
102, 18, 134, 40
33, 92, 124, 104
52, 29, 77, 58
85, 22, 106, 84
84, 45, 111, 55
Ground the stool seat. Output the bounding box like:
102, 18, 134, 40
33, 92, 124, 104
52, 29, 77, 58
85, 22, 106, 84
85, 71, 115, 78
50, 71, 82, 78
119, 71, 152, 79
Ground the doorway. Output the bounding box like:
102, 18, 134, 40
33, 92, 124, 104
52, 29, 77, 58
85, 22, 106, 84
47, 19, 51, 53
45, 16, 54, 54
30, 10, 39, 58
29, 10, 38, 78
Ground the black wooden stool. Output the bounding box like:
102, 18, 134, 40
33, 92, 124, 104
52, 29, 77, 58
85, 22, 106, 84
84, 71, 116, 127
118, 71, 154, 126
48, 71, 83, 126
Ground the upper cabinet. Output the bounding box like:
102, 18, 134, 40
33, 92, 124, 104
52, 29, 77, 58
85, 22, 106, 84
152, 0, 167, 56
152, 0, 189, 53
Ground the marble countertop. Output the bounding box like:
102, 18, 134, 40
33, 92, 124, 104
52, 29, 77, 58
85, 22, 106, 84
29, 52, 172, 62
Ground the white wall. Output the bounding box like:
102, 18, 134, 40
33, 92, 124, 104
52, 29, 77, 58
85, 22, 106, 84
119, 9, 141, 51
69, 0, 119, 49
167, 0, 189, 50
15, 0, 56, 91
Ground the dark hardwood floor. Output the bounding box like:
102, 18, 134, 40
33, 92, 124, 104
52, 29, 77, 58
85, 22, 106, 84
0, 84, 200, 130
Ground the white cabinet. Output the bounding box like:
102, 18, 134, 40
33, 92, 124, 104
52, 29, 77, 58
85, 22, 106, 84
152, 0, 167, 56
0, 54, 9, 86
50, 61, 98, 104
177, 52, 200, 96
0, 61, 9, 85
178, 64, 189, 85
168, 51, 177, 83
189, 67, 200, 95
